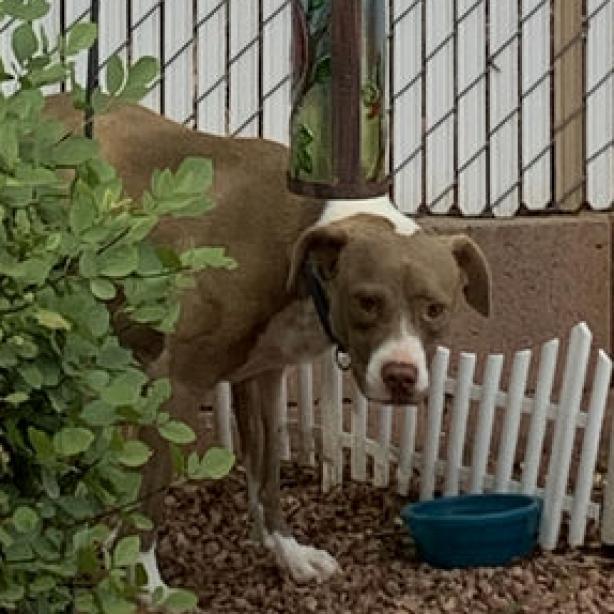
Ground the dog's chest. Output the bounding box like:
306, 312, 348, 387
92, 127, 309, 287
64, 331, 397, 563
230, 300, 330, 381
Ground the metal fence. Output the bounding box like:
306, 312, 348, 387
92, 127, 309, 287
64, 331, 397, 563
1, 0, 612, 216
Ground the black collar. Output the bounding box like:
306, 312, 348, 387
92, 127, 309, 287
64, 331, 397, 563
302, 262, 349, 363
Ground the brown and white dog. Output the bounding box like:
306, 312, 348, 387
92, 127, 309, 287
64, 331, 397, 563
45, 95, 491, 591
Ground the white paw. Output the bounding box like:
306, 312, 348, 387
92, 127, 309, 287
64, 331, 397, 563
136, 544, 171, 603
269, 533, 340, 584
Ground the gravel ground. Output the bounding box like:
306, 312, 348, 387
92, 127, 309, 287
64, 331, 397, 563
153, 463, 614, 614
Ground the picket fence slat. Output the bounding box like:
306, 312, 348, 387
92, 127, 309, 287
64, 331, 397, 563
214, 382, 233, 452
420, 347, 449, 501
425, 0, 454, 213
469, 354, 504, 493
521, 0, 551, 210
197, 0, 227, 134
351, 384, 369, 483
229, 0, 259, 136
489, 0, 520, 216
262, 0, 290, 145
278, 375, 290, 461
131, 0, 162, 113
163, 0, 192, 123
541, 323, 592, 549
495, 350, 531, 492
521, 339, 560, 494
397, 404, 418, 496
321, 349, 343, 492
392, 0, 422, 213
444, 352, 476, 496
569, 350, 612, 546
298, 362, 315, 467
586, 0, 614, 209
374, 405, 393, 488
456, 0, 487, 215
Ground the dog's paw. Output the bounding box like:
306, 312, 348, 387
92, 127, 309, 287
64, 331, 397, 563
269, 533, 341, 584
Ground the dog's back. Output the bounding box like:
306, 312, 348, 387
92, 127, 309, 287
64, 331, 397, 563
44, 94, 323, 388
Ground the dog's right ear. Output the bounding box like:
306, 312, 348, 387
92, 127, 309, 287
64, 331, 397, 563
287, 224, 348, 291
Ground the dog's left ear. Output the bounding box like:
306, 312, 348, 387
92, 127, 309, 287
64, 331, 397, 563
443, 234, 491, 317
287, 224, 348, 291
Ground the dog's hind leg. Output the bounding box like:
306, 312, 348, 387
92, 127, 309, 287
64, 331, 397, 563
257, 369, 340, 584
233, 379, 266, 543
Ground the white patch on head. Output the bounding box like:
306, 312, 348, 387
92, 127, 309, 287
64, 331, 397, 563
365, 316, 428, 401
267, 532, 340, 584
317, 194, 419, 236
137, 543, 170, 600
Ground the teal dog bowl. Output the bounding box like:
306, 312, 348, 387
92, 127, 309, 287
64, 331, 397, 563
400, 493, 542, 569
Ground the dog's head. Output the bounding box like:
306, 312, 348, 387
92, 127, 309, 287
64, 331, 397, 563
288, 214, 491, 404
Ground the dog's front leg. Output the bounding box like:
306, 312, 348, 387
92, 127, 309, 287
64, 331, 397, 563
257, 369, 340, 584
234, 379, 266, 542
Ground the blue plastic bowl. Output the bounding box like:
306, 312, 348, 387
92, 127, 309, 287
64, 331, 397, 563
400, 493, 542, 569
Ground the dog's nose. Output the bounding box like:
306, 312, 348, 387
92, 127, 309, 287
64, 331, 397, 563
381, 361, 418, 399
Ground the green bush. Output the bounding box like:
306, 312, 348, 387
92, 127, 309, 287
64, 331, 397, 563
0, 1, 235, 611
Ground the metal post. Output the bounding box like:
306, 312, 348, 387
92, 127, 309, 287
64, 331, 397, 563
85, 0, 100, 139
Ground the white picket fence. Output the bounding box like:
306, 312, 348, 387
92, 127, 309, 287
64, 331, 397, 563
213, 323, 614, 550
1, 0, 612, 213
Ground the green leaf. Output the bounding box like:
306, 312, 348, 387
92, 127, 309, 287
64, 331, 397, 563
127, 56, 159, 86
21, 362, 43, 388
53, 427, 95, 456
101, 370, 148, 406
3, 0, 50, 20
12, 22, 38, 64
4, 391, 28, 405
199, 447, 235, 479
98, 244, 138, 277
113, 535, 140, 567
74, 590, 97, 613
162, 589, 199, 612
105, 54, 125, 94
180, 246, 236, 271
28, 62, 67, 86
128, 512, 153, 531
0, 120, 19, 170
90, 278, 117, 300
28, 427, 54, 459
81, 399, 117, 426
65, 22, 97, 56
29, 574, 56, 594
79, 248, 98, 277
69, 186, 97, 233
118, 440, 152, 467
53, 136, 99, 166
126, 215, 157, 243
175, 156, 213, 192
158, 420, 196, 445
12, 506, 39, 533
35, 309, 71, 330
0, 526, 14, 548
84, 369, 110, 390
0, 583, 25, 603
130, 304, 167, 324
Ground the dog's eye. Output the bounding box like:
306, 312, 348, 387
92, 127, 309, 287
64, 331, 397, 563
424, 302, 445, 320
